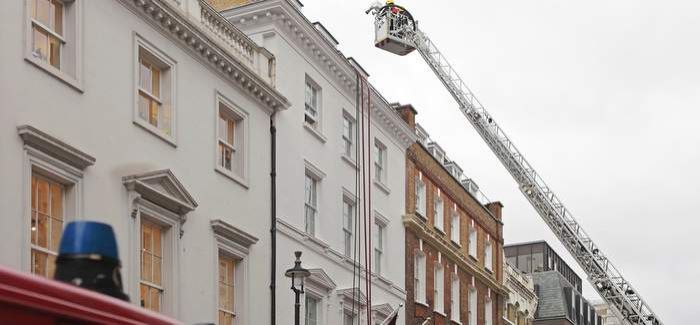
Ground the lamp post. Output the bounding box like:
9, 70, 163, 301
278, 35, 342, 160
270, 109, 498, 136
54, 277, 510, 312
285, 251, 310, 325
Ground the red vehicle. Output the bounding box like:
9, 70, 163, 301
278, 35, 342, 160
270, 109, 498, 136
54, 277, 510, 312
0, 266, 179, 324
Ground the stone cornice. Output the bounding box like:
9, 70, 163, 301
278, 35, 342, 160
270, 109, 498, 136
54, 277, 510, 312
222, 0, 357, 95
118, 0, 289, 112
403, 214, 509, 296
223, 1, 416, 149
17, 125, 96, 170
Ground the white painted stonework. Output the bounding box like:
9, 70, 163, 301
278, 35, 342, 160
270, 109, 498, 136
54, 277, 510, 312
1, 0, 287, 324
222, 1, 415, 324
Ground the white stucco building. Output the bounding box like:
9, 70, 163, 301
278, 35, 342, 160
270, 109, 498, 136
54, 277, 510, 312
0, 0, 289, 324
219, 1, 416, 324
504, 260, 538, 325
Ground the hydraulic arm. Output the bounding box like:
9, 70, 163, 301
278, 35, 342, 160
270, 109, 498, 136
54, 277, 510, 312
367, 3, 662, 325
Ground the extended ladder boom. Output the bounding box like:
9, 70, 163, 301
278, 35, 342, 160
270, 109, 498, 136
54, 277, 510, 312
369, 4, 662, 325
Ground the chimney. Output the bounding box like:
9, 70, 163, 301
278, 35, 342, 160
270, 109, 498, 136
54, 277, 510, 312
485, 201, 503, 221
394, 103, 417, 130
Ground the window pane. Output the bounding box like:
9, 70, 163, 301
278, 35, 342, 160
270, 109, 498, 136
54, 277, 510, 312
219, 113, 228, 140
31, 27, 48, 62
52, 0, 63, 35
141, 252, 152, 282
31, 249, 48, 277
50, 183, 63, 219
227, 119, 235, 146
48, 34, 60, 69
33, 0, 51, 27
139, 61, 152, 93
160, 105, 171, 136
152, 227, 161, 258
153, 256, 162, 285
37, 213, 49, 249
150, 287, 161, 312
50, 218, 62, 252
37, 178, 49, 214
151, 67, 160, 97
149, 100, 159, 127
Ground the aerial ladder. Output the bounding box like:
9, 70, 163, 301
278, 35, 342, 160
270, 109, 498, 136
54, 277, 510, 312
366, 2, 663, 325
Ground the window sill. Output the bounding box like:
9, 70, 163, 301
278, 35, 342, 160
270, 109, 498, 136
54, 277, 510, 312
303, 122, 327, 143
435, 226, 445, 235
133, 119, 177, 148
450, 239, 461, 248
450, 319, 462, 325
215, 167, 249, 189
485, 267, 493, 274
415, 301, 429, 308
374, 179, 391, 195
341, 155, 358, 169
434, 310, 447, 317
25, 56, 84, 93
468, 254, 478, 263
416, 211, 427, 221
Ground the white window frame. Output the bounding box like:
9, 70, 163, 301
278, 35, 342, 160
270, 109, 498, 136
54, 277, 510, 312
18, 125, 92, 274
468, 287, 477, 325
342, 194, 355, 258
373, 140, 387, 186
485, 237, 493, 272
214, 91, 249, 187
451, 272, 460, 322
24, 0, 83, 91
304, 76, 325, 143
133, 201, 179, 316
450, 209, 460, 245
304, 160, 325, 238
123, 170, 197, 318
434, 192, 444, 232
133, 34, 177, 146
434, 262, 444, 314
485, 297, 493, 325
414, 250, 426, 304
211, 220, 257, 325
468, 225, 478, 259
373, 218, 386, 275
341, 111, 355, 161
415, 176, 426, 217
305, 294, 321, 325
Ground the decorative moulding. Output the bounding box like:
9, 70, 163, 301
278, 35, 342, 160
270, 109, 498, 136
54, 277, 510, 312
211, 219, 259, 248
122, 169, 198, 215
306, 268, 337, 293
17, 125, 96, 170
118, 0, 289, 112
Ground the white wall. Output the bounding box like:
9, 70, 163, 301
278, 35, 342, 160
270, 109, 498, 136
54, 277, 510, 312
0, 1, 277, 323
225, 2, 412, 323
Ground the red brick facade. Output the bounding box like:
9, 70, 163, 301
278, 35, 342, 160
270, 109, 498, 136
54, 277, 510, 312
398, 104, 508, 325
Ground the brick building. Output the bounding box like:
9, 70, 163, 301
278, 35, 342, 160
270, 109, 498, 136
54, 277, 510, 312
397, 104, 508, 325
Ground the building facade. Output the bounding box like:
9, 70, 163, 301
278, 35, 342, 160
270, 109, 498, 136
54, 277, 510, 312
504, 260, 538, 325
0, 0, 289, 324
219, 1, 416, 324
396, 105, 508, 325
591, 301, 622, 325
505, 242, 602, 325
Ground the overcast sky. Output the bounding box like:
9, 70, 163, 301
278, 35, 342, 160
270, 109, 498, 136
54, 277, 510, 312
299, 0, 699, 322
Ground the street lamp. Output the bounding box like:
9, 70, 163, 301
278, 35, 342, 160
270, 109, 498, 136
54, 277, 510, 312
285, 251, 310, 325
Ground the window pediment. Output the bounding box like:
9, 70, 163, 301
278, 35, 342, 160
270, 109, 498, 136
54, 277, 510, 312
17, 125, 96, 170
372, 303, 394, 319
337, 287, 367, 307
211, 219, 259, 249
306, 268, 336, 294
123, 169, 197, 215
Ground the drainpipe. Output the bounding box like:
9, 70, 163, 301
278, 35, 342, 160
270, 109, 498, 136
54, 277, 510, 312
270, 112, 277, 325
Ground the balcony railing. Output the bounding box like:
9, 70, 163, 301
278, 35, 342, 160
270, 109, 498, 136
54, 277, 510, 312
196, 0, 276, 86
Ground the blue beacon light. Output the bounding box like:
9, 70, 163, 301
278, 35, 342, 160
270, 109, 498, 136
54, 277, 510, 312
54, 221, 129, 301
